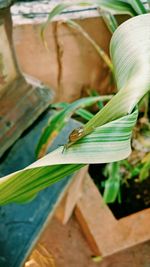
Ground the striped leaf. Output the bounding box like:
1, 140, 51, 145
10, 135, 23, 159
122, 0, 147, 14
95, 0, 136, 15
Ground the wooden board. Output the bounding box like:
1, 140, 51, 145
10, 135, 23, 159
13, 18, 113, 103
0, 75, 54, 157
0, 23, 17, 94
75, 174, 150, 257
55, 166, 88, 224
0, 12, 54, 157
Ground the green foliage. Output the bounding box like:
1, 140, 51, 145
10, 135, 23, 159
99, 11, 118, 33
102, 151, 150, 204
140, 153, 150, 181
0, 5, 149, 205
103, 162, 121, 203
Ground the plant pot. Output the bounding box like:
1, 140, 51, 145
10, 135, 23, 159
75, 172, 150, 258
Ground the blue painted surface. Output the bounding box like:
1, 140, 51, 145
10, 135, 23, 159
0, 110, 80, 267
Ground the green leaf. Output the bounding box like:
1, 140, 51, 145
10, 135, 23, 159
51, 102, 68, 109
41, 3, 71, 39
82, 14, 150, 136
66, 19, 113, 71
41, 2, 92, 41
41, 0, 137, 35
0, 165, 84, 205
100, 10, 118, 33
140, 153, 150, 181
96, 0, 136, 15
103, 162, 121, 203
123, 0, 147, 14
140, 161, 150, 181
75, 108, 94, 121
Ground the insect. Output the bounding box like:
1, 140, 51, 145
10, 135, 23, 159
68, 126, 84, 142
62, 126, 85, 153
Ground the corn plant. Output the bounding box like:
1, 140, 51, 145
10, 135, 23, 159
0, 7, 149, 205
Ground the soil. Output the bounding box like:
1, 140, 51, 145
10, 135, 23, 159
89, 163, 150, 219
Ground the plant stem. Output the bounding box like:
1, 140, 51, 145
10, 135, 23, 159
98, 8, 118, 34
65, 19, 114, 73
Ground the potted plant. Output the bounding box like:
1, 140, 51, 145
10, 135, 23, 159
0, 0, 150, 265
39, 0, 150, 259
30, 0, 150, 260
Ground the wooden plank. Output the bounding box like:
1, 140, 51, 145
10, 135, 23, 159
75, 174, 117, 256
118, 208, 150, 251
11, 1, 149, 26
11, 1, 98, 26
0, 23, 18, 95
75, 174, 150, 257
13, 18, 113, 103
55, 166, 88, 224
0, 16, 54, 157
0, 75, 54, 157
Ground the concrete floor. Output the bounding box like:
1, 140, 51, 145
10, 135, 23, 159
27, 215, 150, 267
